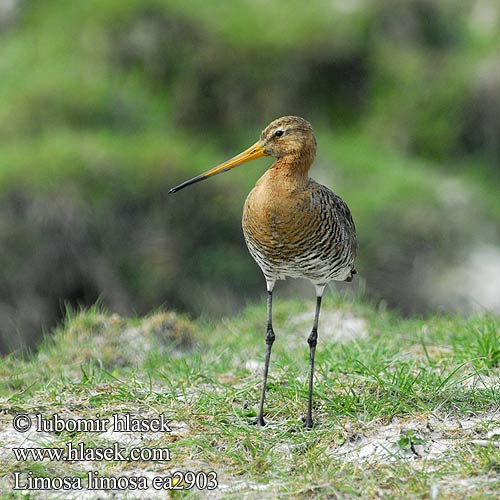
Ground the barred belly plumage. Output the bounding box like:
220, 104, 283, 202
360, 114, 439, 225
242, 178, 356, 288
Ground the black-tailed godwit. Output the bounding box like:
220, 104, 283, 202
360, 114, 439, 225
170, 116, 357, 428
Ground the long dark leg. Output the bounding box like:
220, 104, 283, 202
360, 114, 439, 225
253, 289, 275, 426
305, 291, 324, 429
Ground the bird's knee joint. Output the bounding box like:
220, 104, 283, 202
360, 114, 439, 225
266, 328, 275, 345
307, 329, 318, 347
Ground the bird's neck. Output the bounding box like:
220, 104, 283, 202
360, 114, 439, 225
268, 152, 314, 188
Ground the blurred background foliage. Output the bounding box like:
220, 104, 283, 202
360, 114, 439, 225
1, 0, 500, 352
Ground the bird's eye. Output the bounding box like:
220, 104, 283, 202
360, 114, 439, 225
274, 129, 284, 137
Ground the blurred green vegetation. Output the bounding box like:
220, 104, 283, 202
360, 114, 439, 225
1, 0, 500, 352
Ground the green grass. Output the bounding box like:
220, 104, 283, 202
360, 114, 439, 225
1, 296, 499, 498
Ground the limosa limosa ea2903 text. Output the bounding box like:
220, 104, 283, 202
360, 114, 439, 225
169, 116, 357, 428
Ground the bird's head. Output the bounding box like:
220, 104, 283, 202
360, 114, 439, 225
169, 116, 316, 194
258, 116, 316, 159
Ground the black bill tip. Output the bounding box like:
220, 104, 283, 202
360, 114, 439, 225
169, 174, 207, 194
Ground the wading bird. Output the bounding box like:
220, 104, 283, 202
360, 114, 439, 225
169, 116, 357, 428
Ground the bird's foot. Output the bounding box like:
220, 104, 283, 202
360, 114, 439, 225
287, 418, 315, 433
302, 416, 315, 430
251, 415, 266, 427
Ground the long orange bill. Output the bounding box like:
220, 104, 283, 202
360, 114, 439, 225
169, 141, 267, 194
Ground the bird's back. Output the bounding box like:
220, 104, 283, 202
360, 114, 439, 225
242, 171, 356, 287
